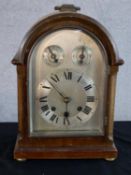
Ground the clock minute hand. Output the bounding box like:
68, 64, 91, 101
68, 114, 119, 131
79, 46, 85, 64
48, 47, 54, 54
48, 47, 58, 63
48, 81, 65, 99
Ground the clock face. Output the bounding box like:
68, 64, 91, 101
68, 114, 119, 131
28, 29, 108, 137
38, 69, 97, 127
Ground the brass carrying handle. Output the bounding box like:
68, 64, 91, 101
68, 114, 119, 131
54, 4, 80, 12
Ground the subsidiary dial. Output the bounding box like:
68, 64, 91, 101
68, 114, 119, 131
43, 45, 64, 66
72, 45, 92, 65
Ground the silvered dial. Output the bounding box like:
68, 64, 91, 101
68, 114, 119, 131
29, 29, 107, 136
37, 69, 98, 127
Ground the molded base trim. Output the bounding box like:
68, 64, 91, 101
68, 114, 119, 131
14, 135, 118, 159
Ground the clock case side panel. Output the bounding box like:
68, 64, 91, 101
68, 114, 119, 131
12, 11, 124, 159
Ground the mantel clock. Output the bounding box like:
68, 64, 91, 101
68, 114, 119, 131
12, 4, 124, 160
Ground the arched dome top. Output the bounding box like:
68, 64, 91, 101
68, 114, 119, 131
12, 12, 124, 67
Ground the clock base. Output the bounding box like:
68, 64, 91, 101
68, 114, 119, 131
14, 135, 118, 159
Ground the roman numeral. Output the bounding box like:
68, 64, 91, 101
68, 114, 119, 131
87, 96, 95, 102
84, 84, 92, 91
42, 86, 51, 89
76, 116, 82, 121
83, 106, 92, 115
64, 72, 72, 80
41, 105, 49, 112
45, 111, 50, 116
50, 114, 57, 121
56, 117, 59, 123
51, 74, 59, 83
63, 118, 70, 125
77, 75, 82, 82
39, 96, 47, 102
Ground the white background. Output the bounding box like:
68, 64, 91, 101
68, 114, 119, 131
0, 0, 130, 122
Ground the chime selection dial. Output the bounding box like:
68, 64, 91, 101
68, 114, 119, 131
43, 45, 64, 66
72, 45, 92, 65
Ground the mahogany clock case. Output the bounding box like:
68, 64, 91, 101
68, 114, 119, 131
12, 5, 124, 159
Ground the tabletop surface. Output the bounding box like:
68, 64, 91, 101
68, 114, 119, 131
0, 122, 131, 175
